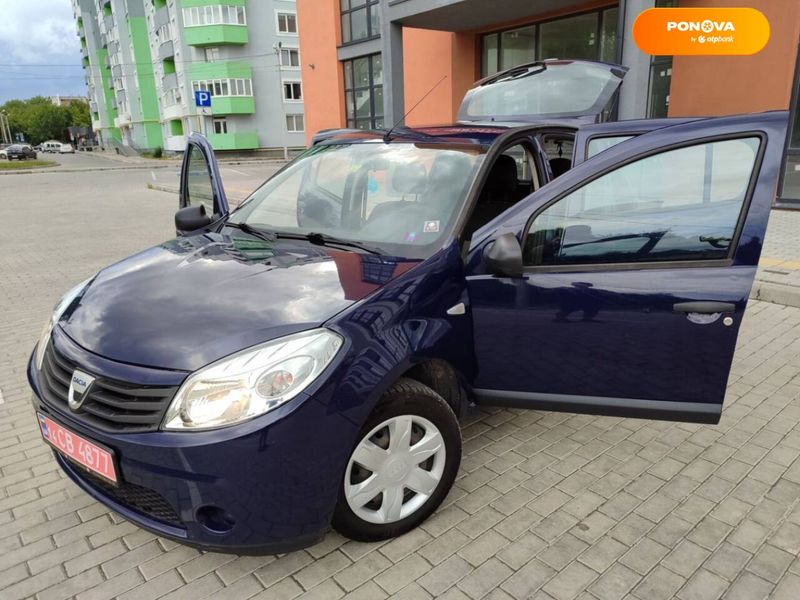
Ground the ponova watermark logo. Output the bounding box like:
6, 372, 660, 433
634, 8, 769, 55
666, 19, 735, 33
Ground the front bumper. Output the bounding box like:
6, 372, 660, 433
28, 329, 359, 554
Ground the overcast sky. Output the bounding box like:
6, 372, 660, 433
0, 0, 84, 104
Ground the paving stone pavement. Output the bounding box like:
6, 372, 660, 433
2, 169, 800, 599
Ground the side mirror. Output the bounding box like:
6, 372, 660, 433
485, 233, 524, 278
175, 205, 212, 233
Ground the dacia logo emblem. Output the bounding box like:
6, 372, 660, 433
68, 370, 95, 411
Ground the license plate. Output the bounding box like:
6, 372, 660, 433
37, 413, 118, 485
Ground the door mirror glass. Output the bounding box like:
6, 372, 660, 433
524, 137, 761, 266
485, 233, 523, 277
184, 144, 216, 217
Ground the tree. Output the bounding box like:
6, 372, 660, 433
0, 97, 90, 145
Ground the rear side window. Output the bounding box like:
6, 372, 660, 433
586, 135, 633, 159
524, 137, 761, 267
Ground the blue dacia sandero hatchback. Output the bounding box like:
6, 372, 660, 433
28, 60, 788, 553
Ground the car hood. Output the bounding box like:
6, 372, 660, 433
60, 233, 418, 372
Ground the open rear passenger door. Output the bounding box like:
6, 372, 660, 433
466, 112, 787, 424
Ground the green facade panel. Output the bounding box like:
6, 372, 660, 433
211, 96, 255, 115
128, 16, 163, 149
184, 24, 248, 46
96, 47, 121, 142
187, 60, 252, 80
207, 132, 259, 150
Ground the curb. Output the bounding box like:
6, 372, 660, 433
0, 164, 175, 176
146, 183, 178, 195
750, 280, 800, 309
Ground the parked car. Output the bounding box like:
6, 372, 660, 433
6, 144, 37, 160
28, 59, 788, 554
58, 143, 75, 154
0, 144, 8, 160
42, 140, 63, 153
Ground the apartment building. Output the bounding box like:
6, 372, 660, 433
72, 0, 306, 153
296, 0, 800, 207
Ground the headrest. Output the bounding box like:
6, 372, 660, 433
392, 161, 428, 195
484, 154, 518, 195
429, 152, 475, 184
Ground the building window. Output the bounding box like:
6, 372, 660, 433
283, 81, 303, 101
343, 53, 383, 130
213, 117, 228, 135
204, 47, 220, 62
155, 22, 173, 45
647, 57, 672, 118
277, 11, 297, 34
646, 0, 675, 118
480, 7, 618, 77
192, 78, 253, 97
183, 5, 246, 27
279, 47, 300, 68
341, 0, 380, 44
286, 114, 305, 132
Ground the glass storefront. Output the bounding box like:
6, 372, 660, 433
480, 7, 618, 78
779, 46, 800, 206
343, 53, 384, 130
646, 0, 675, 118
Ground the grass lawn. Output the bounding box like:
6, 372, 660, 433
0, 160, 57, 170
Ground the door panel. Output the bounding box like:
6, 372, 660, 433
467, 112, 788, 423
179, 133, 229, 220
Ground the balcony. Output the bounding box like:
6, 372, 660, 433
162, 103, 186, 121
111, 64, 122, 78
114, 112, 132, 128
154, 5, 169, 30
162, 72, 178, 91
183, 25, 248, 47
158, 40, 175, 60
206, 131, 258, 150
210, 96, 255, 115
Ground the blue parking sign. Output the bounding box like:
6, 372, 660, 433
194, 90, 212, 107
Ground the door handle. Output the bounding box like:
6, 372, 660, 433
673, 301, 736, 314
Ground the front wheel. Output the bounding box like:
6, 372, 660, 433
332, 378, 461, 542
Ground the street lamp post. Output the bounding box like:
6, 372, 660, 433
0, 111, 11, 145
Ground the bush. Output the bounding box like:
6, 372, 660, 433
152, 146, 163, 159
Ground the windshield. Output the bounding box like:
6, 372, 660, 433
459, 61, 624, 122
229, 142, 484, 258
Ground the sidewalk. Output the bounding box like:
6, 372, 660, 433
754, 209, 800, 308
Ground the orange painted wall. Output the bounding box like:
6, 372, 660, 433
402, 29, 477, 127
669, 0, 800, 116
297, 0, 345, 144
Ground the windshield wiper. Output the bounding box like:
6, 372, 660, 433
225, 222, 277, 243
226, 224, 385, 255
305, 232, 385, 255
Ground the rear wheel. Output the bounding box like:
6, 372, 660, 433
332, 378, 461, 541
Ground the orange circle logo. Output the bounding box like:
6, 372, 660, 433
633, 7, 770, 55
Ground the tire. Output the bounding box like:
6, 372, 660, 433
332, 378, 461, 542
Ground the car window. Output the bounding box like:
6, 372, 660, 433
231, 143, 483, 259
586, 135, 633, 159
523, 137, 761, 267
185, 145, 216, 217
502, 144, 534, 183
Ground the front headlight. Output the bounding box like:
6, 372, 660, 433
34, 277, 93, 371
162, 328, 343, 431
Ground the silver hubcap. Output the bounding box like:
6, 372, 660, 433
345, 415, 446, 524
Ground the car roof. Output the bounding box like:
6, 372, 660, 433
313, 120, 585, 147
